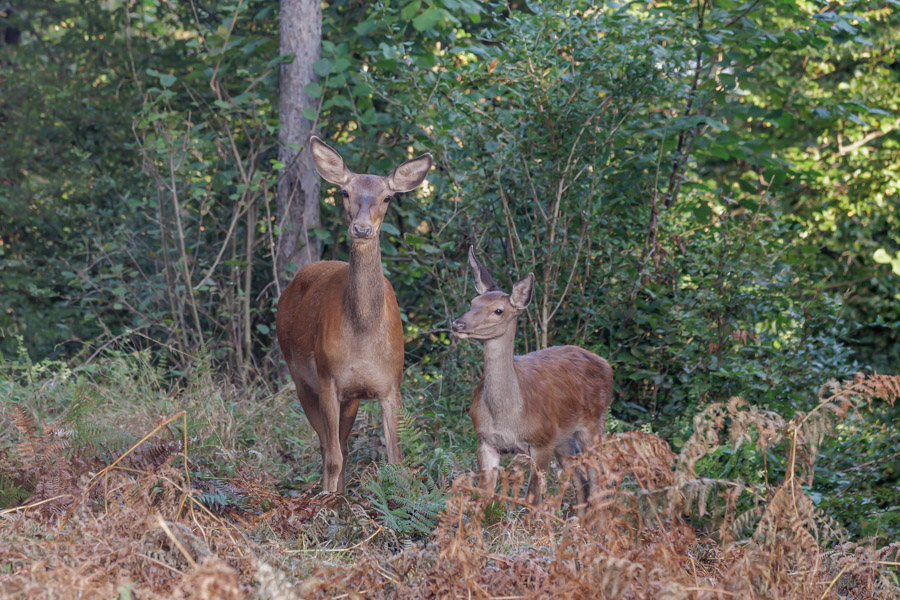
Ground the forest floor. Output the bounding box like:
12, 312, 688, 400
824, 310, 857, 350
1, 356, 898, 599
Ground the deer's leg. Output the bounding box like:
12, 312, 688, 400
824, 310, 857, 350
477, 442, 501, 494
378, 388, 403, 464
555, 437, 589, 516
318, 377, 343, 493
296, 383, 324, 436
296, 383, 328, 474
337, 398, 361, 494
575, 428, 602, 504
525, 446, 552, 507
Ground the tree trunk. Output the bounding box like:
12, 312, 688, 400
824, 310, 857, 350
274, 0, 322, 380
276, 0, 322, 292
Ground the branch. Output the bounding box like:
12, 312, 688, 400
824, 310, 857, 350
724, 0, 762, 27
835, 120, 899, 157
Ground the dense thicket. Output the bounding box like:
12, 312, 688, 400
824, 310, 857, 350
1, 0, 898, 542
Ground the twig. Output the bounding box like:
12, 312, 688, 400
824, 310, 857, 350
0, 494, 74, 516
156, 514, 198, 569
723, 0, 762, 26
834, 120, 899, 157
819, 564, 849, 600
263, 180, 282, 298
178, 414, 192, 519
163, 127, 205, 347
136, 552, 186, 576
374, 564, 402, 586
154, 474, 247, 554
284, 526, 385, 554
59, 411, 189, 531
683, 587, 736, 597
208, 0, 245, 95
194, 199, 255, 292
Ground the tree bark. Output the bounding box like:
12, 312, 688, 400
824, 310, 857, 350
274, 0, 322, 381
276, 0, 322, 292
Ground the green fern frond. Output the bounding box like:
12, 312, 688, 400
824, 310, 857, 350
361, 463, 447, 538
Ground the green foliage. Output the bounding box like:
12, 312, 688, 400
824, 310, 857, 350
814, 404, 900, 540
364, 2, 862, 431
0, 345, 313, 495
2, 0, 898, 547
360, 463, 447, 538
0, 473, 30, 509
0, 1, 145, 360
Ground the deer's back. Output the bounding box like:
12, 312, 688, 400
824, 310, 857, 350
517, 345, 613, 416
276, 261, 404, 398
471, 345, 613, 450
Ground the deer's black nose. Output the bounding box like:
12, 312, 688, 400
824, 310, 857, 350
352, 223, 373, 237
451, 319, 465, 332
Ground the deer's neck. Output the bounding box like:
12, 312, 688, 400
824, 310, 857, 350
481, 325, 524, 413
347, 240, 385, 332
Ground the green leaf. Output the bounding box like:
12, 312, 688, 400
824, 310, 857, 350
302, 107, 318, 120
873, 249, 894, 264
355, 19, 378, 36
450, 0, 482, 13
691, 201, 713, 222
352, 84, 373, 98
305, 81, 323, 98
401, 1, 422, 21
158, 73, 176, 88
323, 95, 352, 109
359, 107, 376, 125
313, 58, 332, 78
309, 227, 334, 244
382, 222, 400, 236
331, 58, 351, 74
413, 8, 444, 31
326, 73, 346, 88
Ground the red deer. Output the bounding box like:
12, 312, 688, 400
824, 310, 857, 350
451, 246, 614, 508
276, 136, 432, 493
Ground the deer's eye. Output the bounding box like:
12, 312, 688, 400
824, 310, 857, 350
341, 190, 349, 198
384, 195, 393, 203
494, 309, 503, 315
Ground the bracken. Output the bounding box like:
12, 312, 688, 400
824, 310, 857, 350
0, 373, 897, 599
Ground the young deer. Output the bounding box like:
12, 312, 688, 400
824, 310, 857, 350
276, 136, 432, 493
451, 247, 614, 508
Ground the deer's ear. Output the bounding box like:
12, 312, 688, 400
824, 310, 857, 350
510, 273, 535, 310
310, 136, 351, 185
387, 153, 432, 193
468, 246, 498, 295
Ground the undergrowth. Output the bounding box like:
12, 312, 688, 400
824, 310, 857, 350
1, 352, 899, 599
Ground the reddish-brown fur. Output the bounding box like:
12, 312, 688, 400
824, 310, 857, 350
275, 136, 431, 493
469, 346, 612, 449
452, 247, 614, 508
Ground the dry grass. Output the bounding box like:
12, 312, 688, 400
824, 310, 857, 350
1, 372, 898, 599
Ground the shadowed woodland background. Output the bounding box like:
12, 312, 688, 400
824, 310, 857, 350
1, 0, 899, 597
